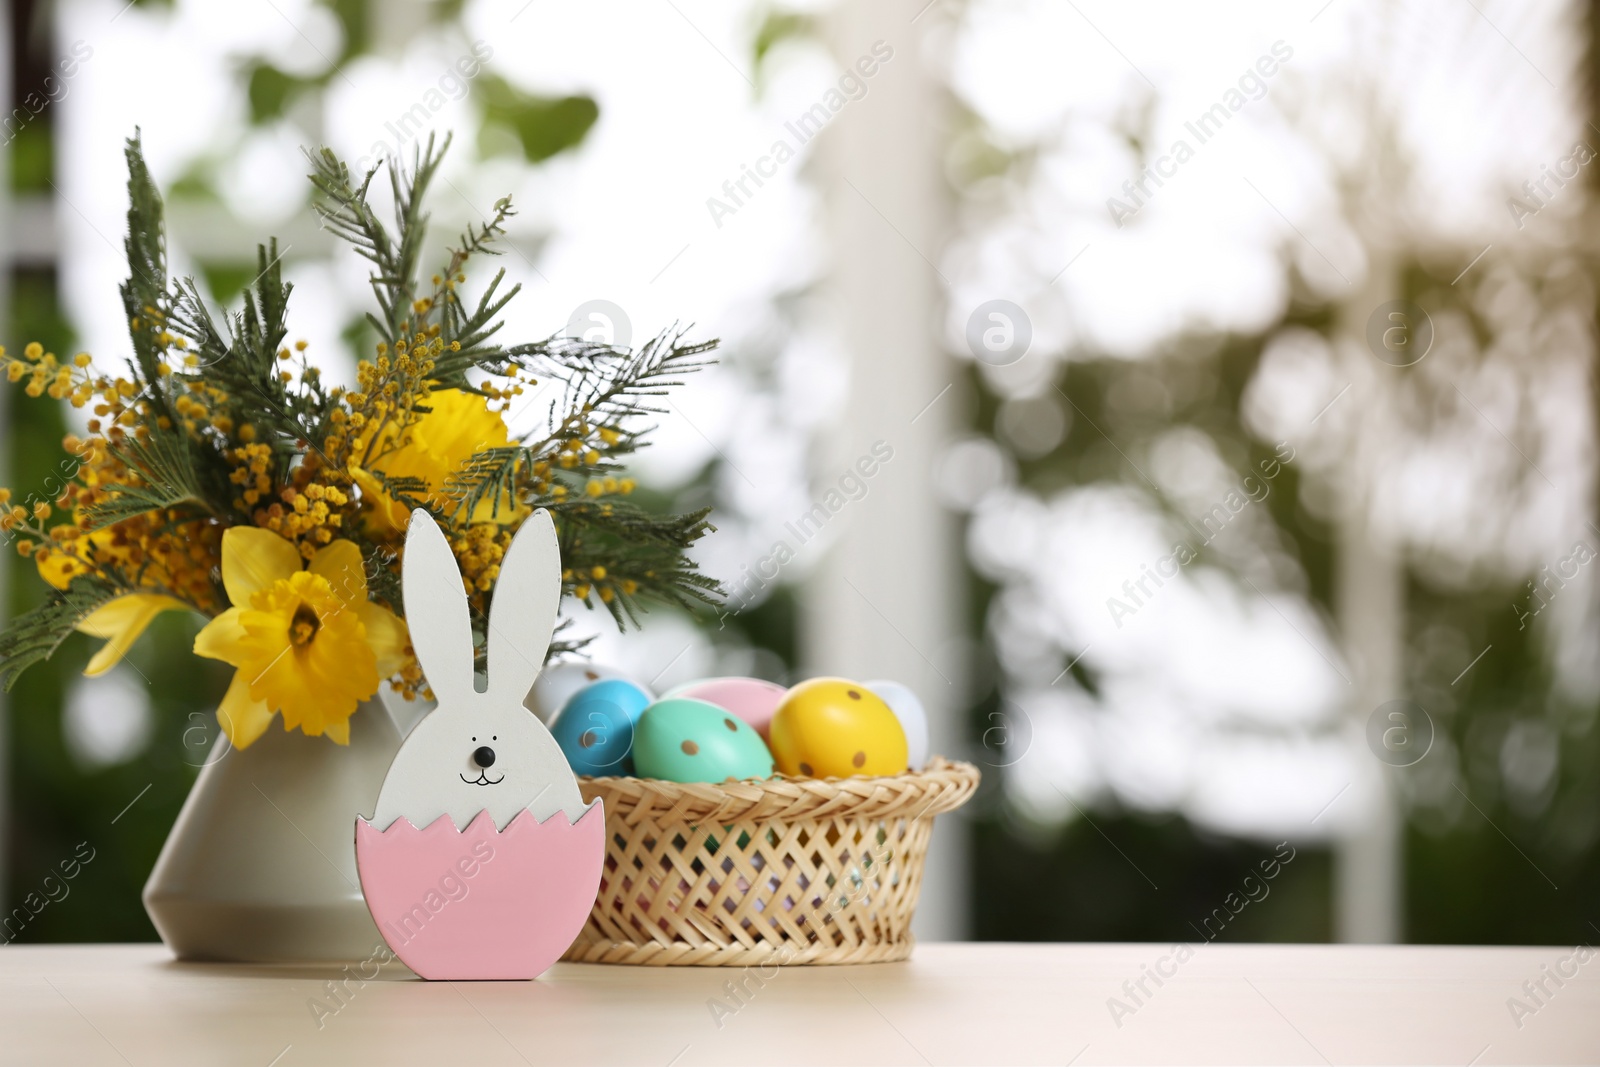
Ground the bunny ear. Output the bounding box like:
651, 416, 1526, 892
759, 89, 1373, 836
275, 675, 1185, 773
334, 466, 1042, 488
402, 509, 476, 706
485, 507, 561, 703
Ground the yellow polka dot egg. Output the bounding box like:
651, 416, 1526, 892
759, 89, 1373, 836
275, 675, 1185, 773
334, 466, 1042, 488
770, 677, 909, 779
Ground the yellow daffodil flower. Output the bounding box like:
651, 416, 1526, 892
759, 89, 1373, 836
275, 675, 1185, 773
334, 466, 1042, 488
77, 593, 189, 676
352, 388, 523, 538
193, 527, 407, 748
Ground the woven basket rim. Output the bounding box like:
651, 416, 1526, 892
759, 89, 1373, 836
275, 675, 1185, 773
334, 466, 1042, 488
577, 756, 980, 823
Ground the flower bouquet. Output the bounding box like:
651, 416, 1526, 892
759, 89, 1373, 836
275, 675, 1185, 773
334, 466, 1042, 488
0, 131, 720, 961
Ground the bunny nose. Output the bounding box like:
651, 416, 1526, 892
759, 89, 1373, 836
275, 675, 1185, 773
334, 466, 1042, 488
472, 745, 496, 768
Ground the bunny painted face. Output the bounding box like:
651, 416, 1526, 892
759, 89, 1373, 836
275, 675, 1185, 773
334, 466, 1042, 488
370, 509, 589, 830
461, 734, 502, 786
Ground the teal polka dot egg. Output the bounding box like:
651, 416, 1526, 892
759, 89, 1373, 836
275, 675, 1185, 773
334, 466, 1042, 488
632, 698, 775, 783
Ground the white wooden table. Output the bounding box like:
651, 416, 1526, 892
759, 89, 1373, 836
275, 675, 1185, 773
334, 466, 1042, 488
1, 942, 1595, 1065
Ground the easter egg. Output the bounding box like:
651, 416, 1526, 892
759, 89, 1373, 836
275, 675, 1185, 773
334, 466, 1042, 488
549, 679, 653, 777
865, 680, 930, 770
632, 698, 775, 783
770, 678, 908, 779
664, 676, 788, 739
525, 662, 649, 724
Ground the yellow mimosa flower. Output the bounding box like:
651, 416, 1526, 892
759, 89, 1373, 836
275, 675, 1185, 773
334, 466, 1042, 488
353, 387, 522, 538
38, 523, 105, 590
193, 528, 407, 748
77, 593, 189, 676
38, 545, 90, 590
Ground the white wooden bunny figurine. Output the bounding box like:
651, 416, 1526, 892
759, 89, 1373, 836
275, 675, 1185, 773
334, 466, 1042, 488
371, 507, 589, 830
356, 508, 603, 981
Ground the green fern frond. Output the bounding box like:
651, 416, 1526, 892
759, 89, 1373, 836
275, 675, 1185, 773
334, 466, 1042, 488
0, 577, 126, 691
82, 426, 217, 531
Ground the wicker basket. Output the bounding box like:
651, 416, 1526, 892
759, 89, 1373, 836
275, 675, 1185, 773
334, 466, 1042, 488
562, 757, 980, 966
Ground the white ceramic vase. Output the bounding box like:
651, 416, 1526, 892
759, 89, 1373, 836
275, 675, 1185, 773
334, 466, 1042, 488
143, 698, 402, 962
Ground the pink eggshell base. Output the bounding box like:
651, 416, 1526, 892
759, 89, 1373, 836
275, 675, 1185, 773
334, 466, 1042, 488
355, 804, 604, 980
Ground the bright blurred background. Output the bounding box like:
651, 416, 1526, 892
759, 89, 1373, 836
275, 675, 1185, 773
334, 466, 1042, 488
3, 0, 1598, 946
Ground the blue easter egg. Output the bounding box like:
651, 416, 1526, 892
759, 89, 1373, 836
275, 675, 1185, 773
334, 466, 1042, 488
549, 678, 653, 777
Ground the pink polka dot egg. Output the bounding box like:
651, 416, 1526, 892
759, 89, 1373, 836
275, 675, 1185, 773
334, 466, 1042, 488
663, 676, 788, 740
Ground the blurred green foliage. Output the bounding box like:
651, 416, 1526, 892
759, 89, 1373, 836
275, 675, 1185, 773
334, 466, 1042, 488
960, 257, 1600, 946
9, 123, 51, 194
476, 75, 599, 164
245, 63, 314, 126
751, 8, 814, 92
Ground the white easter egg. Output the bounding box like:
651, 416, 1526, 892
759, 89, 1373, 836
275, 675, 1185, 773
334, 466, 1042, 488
865, 680, 930, 770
